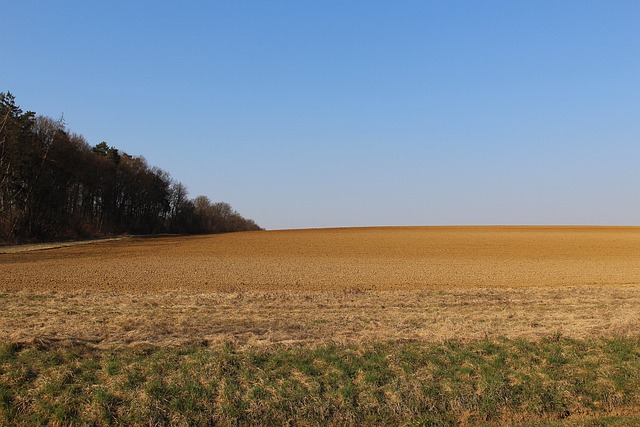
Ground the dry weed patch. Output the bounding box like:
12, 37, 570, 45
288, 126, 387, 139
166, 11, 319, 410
0, 287, 638, 348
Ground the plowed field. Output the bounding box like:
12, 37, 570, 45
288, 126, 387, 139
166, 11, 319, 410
1, 226, 639, 347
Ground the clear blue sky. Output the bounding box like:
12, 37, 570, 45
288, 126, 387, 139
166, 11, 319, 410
3, 1, 639, 229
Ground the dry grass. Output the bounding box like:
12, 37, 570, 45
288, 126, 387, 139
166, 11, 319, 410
0, 287, 638, 349
1, 226, 639, 348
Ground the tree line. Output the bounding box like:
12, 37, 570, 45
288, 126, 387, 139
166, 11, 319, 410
0, 92, 261, 244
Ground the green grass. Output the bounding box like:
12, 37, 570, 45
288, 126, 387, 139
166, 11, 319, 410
0, 337, 638, 426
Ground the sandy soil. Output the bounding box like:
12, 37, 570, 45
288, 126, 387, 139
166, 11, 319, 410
1, 226, 639, 347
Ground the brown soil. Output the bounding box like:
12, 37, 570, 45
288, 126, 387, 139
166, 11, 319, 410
1, 226, 639, 347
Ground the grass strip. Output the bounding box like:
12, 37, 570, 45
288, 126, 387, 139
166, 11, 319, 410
0, 336, 638, 426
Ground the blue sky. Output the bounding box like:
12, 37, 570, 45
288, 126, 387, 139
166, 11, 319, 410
3, 1, 639, 229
